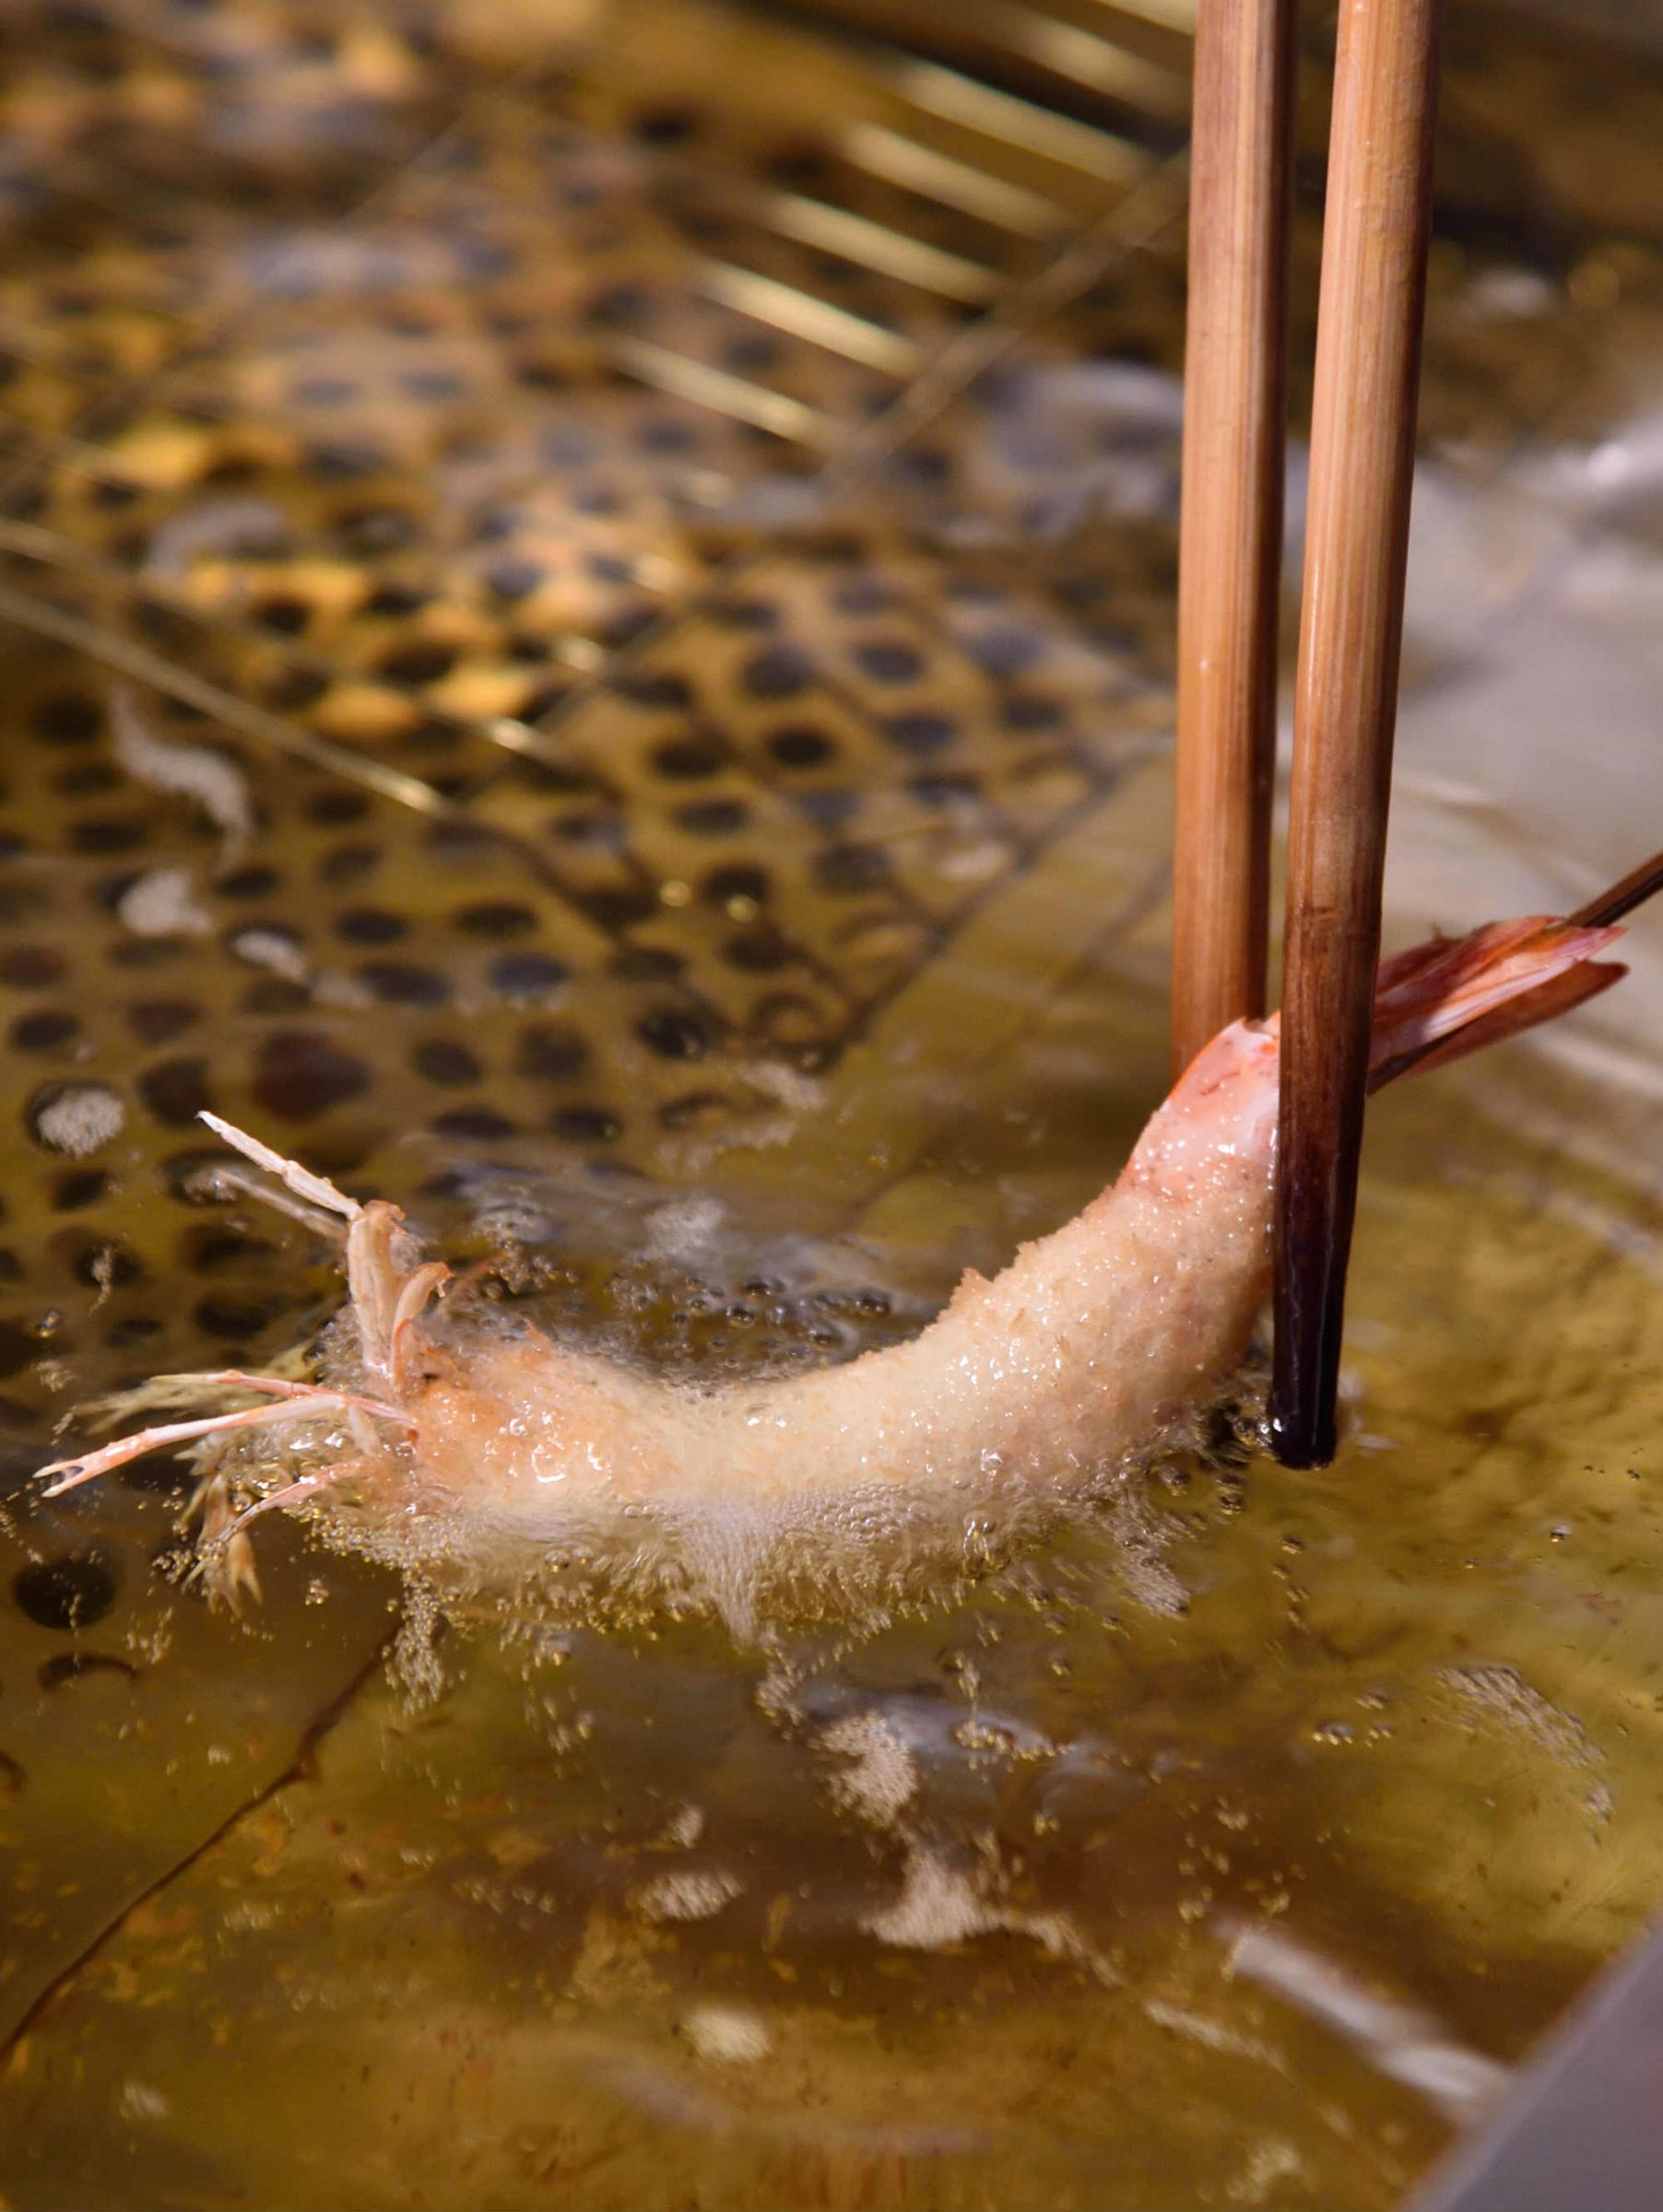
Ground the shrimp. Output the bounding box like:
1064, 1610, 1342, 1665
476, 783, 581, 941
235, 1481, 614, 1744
33, 908, 1630, 1625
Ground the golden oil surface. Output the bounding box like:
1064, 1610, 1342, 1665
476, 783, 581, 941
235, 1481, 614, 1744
4, 2, 1663, 2206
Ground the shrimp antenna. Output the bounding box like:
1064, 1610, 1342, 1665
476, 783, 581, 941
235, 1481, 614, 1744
197, 1111, 361, 1222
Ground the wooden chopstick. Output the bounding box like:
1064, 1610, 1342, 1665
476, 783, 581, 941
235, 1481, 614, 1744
1170, 0, 1297, 1079
1572, 849, 1663, 931
1268, 0, 1445, 1469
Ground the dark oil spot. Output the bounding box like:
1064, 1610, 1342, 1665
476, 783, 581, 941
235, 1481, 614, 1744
0, 1320, 39, 1378
453, 237, 514, 281
0, 945, 66, 988
586, 552, 636, 584
91, 870, 141, 915
637, 1007, 710, 1061
796, 788, 859, 831
742, 645, 815, 701
402, 370, 466, 403
53, 1169, 107, 1210
412, 1039, 482, 1087
31, 692, 101, 747
704, 864, 769, 907
195, 1295, 281, 1341
1002, 693, 1063, 733
585, 282, 651, 329
378, 640, 457, 686
676, 799, 747, 837
597, 608, 655, 652
262, 665, 329, 713
968, 625, 1044, 677
418, 1171, 468, 1202
815, 843, 890, 894
10, 1009, 78, 1051
548, 1105, 621, 1144
13, 1552, 117, 1631
453, 901, 537, 939
107, 940, 183, 973
485, 559, 543, 604
768, 724, 833, 769
611, 670, 692, 712
184, 1227, 277, 1270
424, 821, 498, 865
54, 761, 121, 797
654, 736, 723, 780
884, 712, 955, 757
38, 1651, 137, 1689
335, 505, 419, 555
890, 444, 950, 488
854, 640, 924, 685
334, 906, 407, 945
714, 600, 782, 638
725, 926, 791, 971
912, 772, 978, 809
489, 952, 571, 1000
515, 1024, 588, 1079
306, 788, 372, 825
135, 602, 193, 653
69, 818, 146, 856
755, 124, 836, 182
398, 719, 461, 762
363, 582, 427, 619
255, 595, 312, 636
658, 1089, 733, 1132
578, 885, 658, 932
517, 358, 570, 394
540, 434, 601, 479
254, 1028, 372, 1121
218, 865, 280, 899
318, 841, 379, 886
431, 1108, 516, 1141
1050, 570, 1106, 615
137, 1056, 210, 1126
511, 681, 569, 723
242, 979, 311, 1017
633, 102, 699, 145
832, 578, 897, 616
612, 947, 683, 984
201, 453, 261, 488
552, 813, 628, 853
307, 439, 387, 481
69, 1241, 142, 1288
510, 761, 586, 804
360, 961, 448, 1006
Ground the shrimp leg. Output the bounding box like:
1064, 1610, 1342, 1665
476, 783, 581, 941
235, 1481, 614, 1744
37, 1388, 412, 1497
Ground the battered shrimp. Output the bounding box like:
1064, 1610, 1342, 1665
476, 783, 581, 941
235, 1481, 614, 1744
34, 909, 1628, 1617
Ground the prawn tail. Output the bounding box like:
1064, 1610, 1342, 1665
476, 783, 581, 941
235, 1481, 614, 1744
1368, 916, 1626, 1091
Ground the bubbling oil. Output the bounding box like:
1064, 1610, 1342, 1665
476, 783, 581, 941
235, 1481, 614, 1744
223, 1151, 1252, 1657
7, 1062, 1663, 2212
279, 1340, 1233, 1663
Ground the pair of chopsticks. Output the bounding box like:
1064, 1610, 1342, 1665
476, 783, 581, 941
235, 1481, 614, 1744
1173, 0, 1444, 1466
